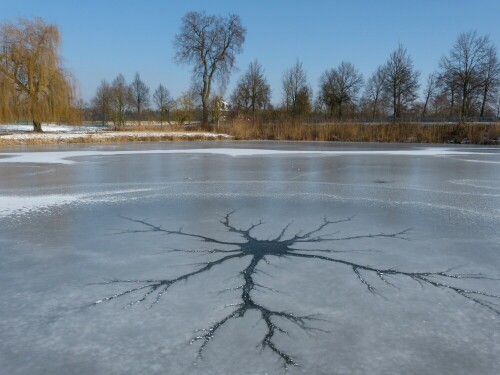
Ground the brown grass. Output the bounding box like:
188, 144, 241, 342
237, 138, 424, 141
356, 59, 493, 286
222, 120, 500, 144
113, 123, 187, 132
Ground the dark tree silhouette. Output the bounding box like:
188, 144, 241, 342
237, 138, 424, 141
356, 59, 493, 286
130, 72, 150, 125
174, 11, 246, 129
90, 211, 500, 370
382, 44, 420, 122
231, 60, 271, 125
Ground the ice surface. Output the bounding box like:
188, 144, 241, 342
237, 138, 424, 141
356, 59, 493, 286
0, 142, 499, 375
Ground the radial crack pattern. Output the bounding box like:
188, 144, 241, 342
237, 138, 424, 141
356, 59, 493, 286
89, 211, 500, 369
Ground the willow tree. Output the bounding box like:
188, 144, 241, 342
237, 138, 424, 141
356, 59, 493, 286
0, 18, 77, 132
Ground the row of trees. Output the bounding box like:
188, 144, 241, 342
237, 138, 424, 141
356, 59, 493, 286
90, 73, 174, 127
167, 12, 500, 126
233, 34, 499, 124
88, 28, 499, 127
89, 72, 218, 127
169, 12, 499, 126
1, 15, 499, 131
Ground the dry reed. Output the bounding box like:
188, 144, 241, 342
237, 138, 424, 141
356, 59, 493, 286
222, 120, 500, 144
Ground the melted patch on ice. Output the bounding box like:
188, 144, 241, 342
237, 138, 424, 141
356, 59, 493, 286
0, 147, 497, 165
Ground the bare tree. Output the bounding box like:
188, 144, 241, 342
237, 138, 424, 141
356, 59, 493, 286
130, 72, 150, 125
174, 11, 246, 129
479, 46, 500, 118
282, 60, 312, 120
362, 66, 387, 118
0, 18, 77, 131
231, 60, 271, 125
440, 31, 491, 122
318, 69, 338, 120
153, 84, 173, 125
436, 68, 460, 118
91, 80, 112, 125
422, 73, 438, 118
319, 61, 363, 120
382, 44, 420, 122
110, 74, 131, 128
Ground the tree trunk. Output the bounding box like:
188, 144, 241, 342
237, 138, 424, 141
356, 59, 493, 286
422, 98, 429, 119
461, 84, 467, 123
371, 95, 379, 119
392, 94, 397, 123
202, 102, 211, 130
449, 89, 455, 118
33, 120, 42, 132
252, 104, 255, 127
480, 85, 488, 118
201, 67, 212, 130
31, 96, 42, 132
137, 103, 142, 126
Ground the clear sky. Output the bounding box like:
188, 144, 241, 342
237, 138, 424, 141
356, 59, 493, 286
3, 0, 499, 105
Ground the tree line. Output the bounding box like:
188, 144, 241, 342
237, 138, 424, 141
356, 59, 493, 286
89, 73, 175, 127
1, 15, 499, 132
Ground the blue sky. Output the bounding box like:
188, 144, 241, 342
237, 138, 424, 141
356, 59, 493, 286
3, 0, 500, 105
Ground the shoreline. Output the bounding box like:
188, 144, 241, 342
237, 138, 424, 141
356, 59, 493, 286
1, 122, 499, 147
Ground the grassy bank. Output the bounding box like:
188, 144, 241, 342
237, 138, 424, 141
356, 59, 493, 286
221, 121, 500, 144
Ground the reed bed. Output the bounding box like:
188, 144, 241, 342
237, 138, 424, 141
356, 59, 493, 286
1, 121, 498, 146
222, 120, 500, 144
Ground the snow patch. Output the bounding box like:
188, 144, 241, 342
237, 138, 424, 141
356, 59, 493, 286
0, 188, 153, 218
0, 147, 497, 165
0, 124, 102, 133
0, 131, 231, 142
0, 194, 83, 217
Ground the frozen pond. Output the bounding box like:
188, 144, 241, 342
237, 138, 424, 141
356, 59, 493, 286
0, 141, 499, 375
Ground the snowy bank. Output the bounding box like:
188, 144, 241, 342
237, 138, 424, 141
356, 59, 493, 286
0, 131, 233, 145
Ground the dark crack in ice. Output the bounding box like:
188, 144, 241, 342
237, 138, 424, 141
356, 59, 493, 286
89, 211, 500, 370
